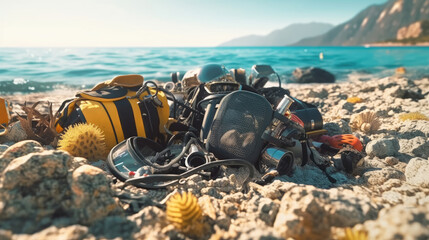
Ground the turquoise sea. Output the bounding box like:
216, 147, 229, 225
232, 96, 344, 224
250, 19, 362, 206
0, 47, 428, 94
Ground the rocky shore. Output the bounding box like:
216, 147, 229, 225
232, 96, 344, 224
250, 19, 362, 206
1, 76, 429, 240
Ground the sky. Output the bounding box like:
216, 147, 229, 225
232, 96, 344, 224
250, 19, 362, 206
0, 0, 388, 47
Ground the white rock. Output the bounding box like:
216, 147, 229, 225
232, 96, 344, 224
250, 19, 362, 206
399, 137, 429, 159
366, 138, 400, 158
405, 157, 429, 188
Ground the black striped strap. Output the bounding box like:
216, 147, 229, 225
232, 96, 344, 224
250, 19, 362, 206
138, 99, 160, 141
114, 99, 138, 139
98, 101, 119, 144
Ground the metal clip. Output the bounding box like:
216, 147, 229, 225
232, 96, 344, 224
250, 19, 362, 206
151, 96, 163, 108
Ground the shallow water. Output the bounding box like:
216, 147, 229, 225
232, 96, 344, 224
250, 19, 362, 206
0, 46, 428, 93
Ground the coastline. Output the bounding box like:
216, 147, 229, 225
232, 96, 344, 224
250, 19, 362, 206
365, 42, 429, 47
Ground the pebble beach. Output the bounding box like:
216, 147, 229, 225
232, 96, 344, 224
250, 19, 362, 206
1, 75, 429, 239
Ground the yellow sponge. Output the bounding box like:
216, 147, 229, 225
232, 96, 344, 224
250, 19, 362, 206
58, 123, 107, 162
342, 227, 368, 240
347, 97, 363, 104
399, 112, 429, 122
166, 192, 205, 236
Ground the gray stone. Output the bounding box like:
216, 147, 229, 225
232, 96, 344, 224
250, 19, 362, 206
362, 167, 405, 186
273, 184, 379, 239
338, 100, 355, 112
68, 165, 121, 225
13, 225, 89, 240
89, 216, 137, 240
0, 144, 8, 155
0, 121, 27, 143
405, 157, 429, 188
366, 138, 400, 158
222, 202, 238, 216
384, 156, 399, 166
0, 150, 73, 233
382, 190, 403, 205
364, 203, 429, 240
324, 122, 343, 136
0, 140, 43, 173
128, 206, 166, 230
0, 230, 12, 240
399, 137, 429, 159
278, 165, 337, 189
2, 150, 72, 189
236, 227, 283, 240
306, 89, 329, 99
70, 157, 90, 171
379, 179, 403, 192
257, 197, 279, 226
362, 157, 388, 168
385, 85, 424, 100
399, 119, 429, 139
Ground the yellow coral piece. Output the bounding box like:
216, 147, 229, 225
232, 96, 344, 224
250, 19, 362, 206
399, 112, 429, 122
396, 67, 406, 75
342, 227, 368, 240
58, 123, 107, 162
347, 97, 363, 104
350, 111, 381, 134
166, 192, 204, 236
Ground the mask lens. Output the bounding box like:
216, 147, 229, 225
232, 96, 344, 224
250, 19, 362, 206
111, 143, 142, 176
108, 139, 155, 180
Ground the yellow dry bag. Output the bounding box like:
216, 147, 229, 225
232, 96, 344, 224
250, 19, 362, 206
55, 75, 169, 150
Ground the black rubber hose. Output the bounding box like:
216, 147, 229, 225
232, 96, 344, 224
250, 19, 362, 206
125, 159, 255, 190
148, 138, 199, 171
276, 72, 282, 88
166, 131, 187, 146
159, 87, 177, 118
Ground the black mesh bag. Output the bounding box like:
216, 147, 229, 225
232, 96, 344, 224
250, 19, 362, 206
206, 91, 273, 164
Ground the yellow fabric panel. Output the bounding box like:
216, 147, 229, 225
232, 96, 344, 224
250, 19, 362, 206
78, 100, 122, 150
91, 74, 144, 91
128, 98, 147, 138
78, 93, 126, 102
100, 102, 124, 144
156, 91, 170, 134
0, 98, 10, 125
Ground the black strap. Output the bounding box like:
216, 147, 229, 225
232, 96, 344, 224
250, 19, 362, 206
262, 132, 294, 148
55, 99, 76, 129
56, 98, 75, 117
138, 100, 160, 141
168, 122, 193, 132
305, 141, 337, 183
114, 99, 137, 139
125, 159, 255, 190
301, 140, 309, 166
273, 111, 290, 124
62, 107, 86, 128
99, 101, 119, 144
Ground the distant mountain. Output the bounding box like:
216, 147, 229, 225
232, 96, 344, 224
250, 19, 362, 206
293, 0, 429, 46
218, 23, 334, 46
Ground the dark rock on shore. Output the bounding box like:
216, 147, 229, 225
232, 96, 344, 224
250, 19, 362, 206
290, 67, 335, 84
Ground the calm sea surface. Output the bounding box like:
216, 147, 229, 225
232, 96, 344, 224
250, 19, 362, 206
0, 47, 428, 93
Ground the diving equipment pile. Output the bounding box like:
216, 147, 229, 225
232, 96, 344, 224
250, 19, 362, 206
55, 64, 365, 188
